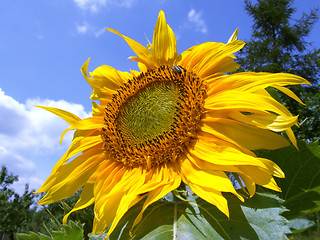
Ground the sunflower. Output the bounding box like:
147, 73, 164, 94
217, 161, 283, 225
36, 10, 309, 238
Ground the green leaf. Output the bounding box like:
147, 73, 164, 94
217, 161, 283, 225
17, 221, 84, 240
287, 218, 315, 234
51, 221, 84, 240
39, 233, 53, 240
90, 192, 290, 240
17, 232, 52, 240
17, 232, 42, 240
237, 192, 290, 239
258, 141, 320, 219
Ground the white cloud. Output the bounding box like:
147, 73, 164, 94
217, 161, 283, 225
11, 176, 44, 197
0, 146, 36, 175
76, 22, 90, 34
0, 89, 90, 195
74, 0, 107, 12
187, 9, 208, 34
76, 22, 106, 37
73, 0, 135, 12
94, 28, 106, 37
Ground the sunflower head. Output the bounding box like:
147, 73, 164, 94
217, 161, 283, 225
101, 65, 206, 170
35, 10, 310, 238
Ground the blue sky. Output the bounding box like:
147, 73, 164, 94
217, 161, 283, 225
0, 0, 319, 194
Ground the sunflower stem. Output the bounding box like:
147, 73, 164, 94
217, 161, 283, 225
173, 199, 177, 240
172, 182, 190, 202
172, 183, 187, 240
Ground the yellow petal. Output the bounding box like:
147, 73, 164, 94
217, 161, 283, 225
138, 62, 148, 72
37, 149, 106, 204
197, 40, 245, 78
63, 135, 103, 165
205, 90, 292, 117
82, 58, 131, 100
181, 159, 243, 201
95, 168, 140, 204
151, 10, 178, 66
227, 28, 238, 43
238, 174, 256, 197
52, 129, 100, 172
89, 65, 124, 90
199, 125, 251, 154
174, 44, 197, 66
225, 111, 299, 132
60, 126, 75, 144
36, 106, 80, 126
202, 55, 240, 78
36, 106, 104, 130
90, 88, 116, 101
178, 42, 221, 70
107, 28, 154, 68
75, 117, 104, 130
81, 58, 90, 81
207, 72, 310, 95
92, 168, 144, 236
87, 160, 116, 184
274, 86, 305, 105
104, 192, 142, 239
189, 137, 285, 179
238, 166, 282, 192
256, 158, 285, 178
203, 119, 289, 150
63, 183, 95, 224
189, 184, 229, 218
178, 40, 245, 78
37, 150, 102, 197
186, 152, 240, 173
131, 166, 181, 231
286, 128, 298, 149
93, 165, 125, 202
131, 166, 166, 194
188, 138, 259, 166
92, 102, 105, 117
92, 191, 125, 234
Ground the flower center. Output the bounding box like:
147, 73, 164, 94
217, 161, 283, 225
117, 81, 181, 145
101, 65, 206, 170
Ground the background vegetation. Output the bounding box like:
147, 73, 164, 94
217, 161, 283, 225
1, 0, 319, 239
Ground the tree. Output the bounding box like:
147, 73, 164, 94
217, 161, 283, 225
30, 190, 94, 240
237, 0, 320, 141
0, 166, 36, 240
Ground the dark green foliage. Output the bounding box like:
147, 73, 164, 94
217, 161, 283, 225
89, 192, 290, 240
257, 141, 320, 219
257, 141, 320, 237
30, 190, 94, 240
290, 212, 320, 239
287, 218, 315, 234
237, 0, 320, 141
0, 166, 36, 238
15, 140, 320, 239
17, 220, 84, 240
239, 0, 319, 74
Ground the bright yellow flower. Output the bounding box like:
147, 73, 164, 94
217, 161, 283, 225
36, 10, 309, 238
